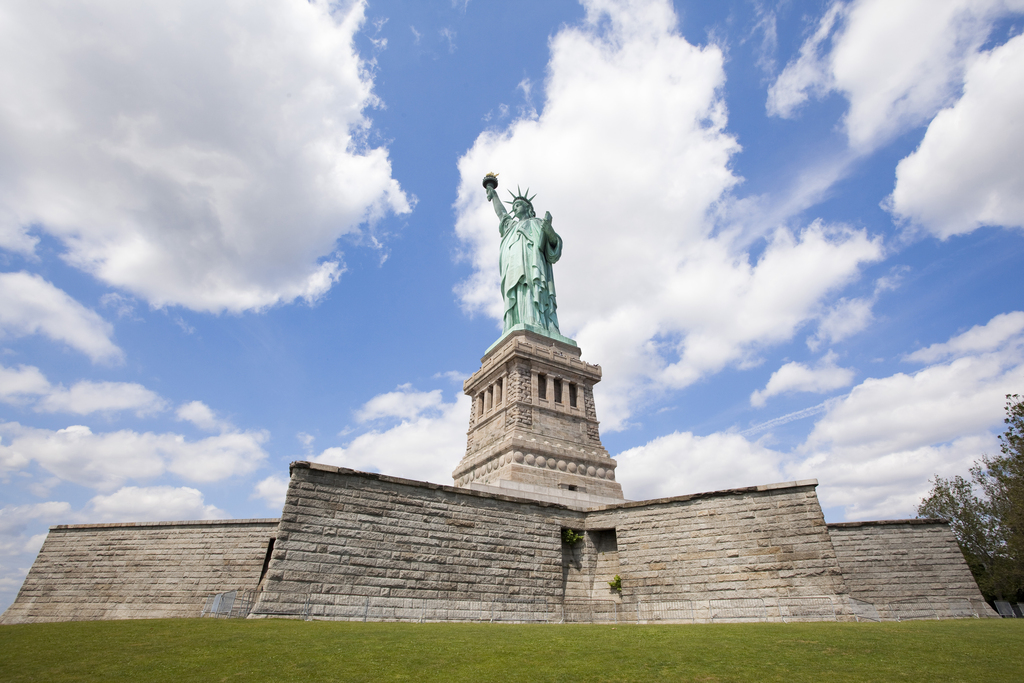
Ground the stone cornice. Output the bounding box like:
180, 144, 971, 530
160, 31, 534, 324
50, 518, 280, 531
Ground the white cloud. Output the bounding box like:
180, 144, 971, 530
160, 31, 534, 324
0, 501, 71, 554
748, 1, 781, 75
433, 370, 467, 384
314, 391, 469, 484
454, 0, 883, 430
0, 362, 167, 416
802, 434, 998, 521
750, 351, 855, 407
889, 33, 1024, 237
82, 486, 227, 523
0, 272, 122, 363
26, 476, 61, 499
0, 364, 50, 403
176, 400, 233, 432
807, 271, 903, 351
252, 474, 290, 510
0, 214, 38, 255
905, 311, 1024, 364
769, 0, 1024, 150
616, 431, 786, 501
99, 293, 138, 320
37, 381, 166, 416
440, 27, 457, 53
164, 430, 269, 483
807, 297, 874, 351
0, 0, 410, 313
790, 311, 1024, 519
355, 384, 445, 422
0, 501, 70, 612
766, 1, 845, 117
802, 359, 1018, 461
0, 422, 268, 491
615, 312, 1024, 521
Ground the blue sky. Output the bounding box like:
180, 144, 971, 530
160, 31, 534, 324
2, 0, 1023, 611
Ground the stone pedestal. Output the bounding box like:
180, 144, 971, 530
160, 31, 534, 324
453, 330, 624, 507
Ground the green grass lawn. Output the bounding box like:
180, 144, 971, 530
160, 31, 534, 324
1, 618, 1021, 682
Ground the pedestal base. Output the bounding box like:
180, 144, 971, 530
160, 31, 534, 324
454, 330, 624, 507
485, 323, 577, 354
467, 479, 627, 509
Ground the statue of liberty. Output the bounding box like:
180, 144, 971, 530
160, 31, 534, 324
483, 174, 574, 347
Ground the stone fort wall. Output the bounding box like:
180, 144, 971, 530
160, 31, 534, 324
584, 481, 848, 603
250, 463, 855, 619
1, 518, 278, 624
829, 519, 994, 615
252, 462, 583, 620
3, 463, 994, 622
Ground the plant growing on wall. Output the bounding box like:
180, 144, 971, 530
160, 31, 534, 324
562, 528, 584, 546
608, 575, 622, 592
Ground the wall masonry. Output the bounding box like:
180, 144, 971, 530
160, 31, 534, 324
4, 466, 995, 623
828, 520, 995, 617
586, 481, 849, 605
252, 465, 858, 620
1, 518, 278, 624
252, 462, 583, 620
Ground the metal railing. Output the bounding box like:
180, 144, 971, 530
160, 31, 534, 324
234, 591, 988, 623
201, 589, 256, 618
848, 597, 882, 622
247, 594, 836, 623
992, 600, 1024, 617
249, 593, 559, 623
561, 600, 635, 623
885, 597, 979, 621
636, 600, 695, 623
710, 597, 769, 622
778, 596, 837, 623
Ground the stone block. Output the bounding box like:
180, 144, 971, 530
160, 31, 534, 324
1, 519, 279, 624
828, 520, 996, 617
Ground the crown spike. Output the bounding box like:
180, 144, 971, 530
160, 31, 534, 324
504, 184, 538, 214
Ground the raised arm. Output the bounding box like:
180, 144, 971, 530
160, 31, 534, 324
486, 185, 508, 219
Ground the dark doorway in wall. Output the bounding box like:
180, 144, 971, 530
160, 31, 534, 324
258, 538, 276, 584
589, 529, 621, 598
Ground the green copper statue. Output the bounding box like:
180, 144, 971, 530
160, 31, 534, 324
483, 173, 573, 347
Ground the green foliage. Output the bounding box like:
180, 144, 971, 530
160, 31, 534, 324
608, 574, 622, 592
2, 619, 1024, 682
561, 528, 584, 546
918, 394, 1024, 601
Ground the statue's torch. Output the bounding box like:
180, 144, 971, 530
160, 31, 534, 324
482, 172, 499, 194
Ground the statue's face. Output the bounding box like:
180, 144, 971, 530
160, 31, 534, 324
512, 200, 530, 219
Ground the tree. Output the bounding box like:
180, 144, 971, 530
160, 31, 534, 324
918, 394, 1024, 601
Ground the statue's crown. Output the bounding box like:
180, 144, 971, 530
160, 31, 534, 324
506, 185, 537, 211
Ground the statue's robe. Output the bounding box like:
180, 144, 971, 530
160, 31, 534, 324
498, 213, 562, 335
